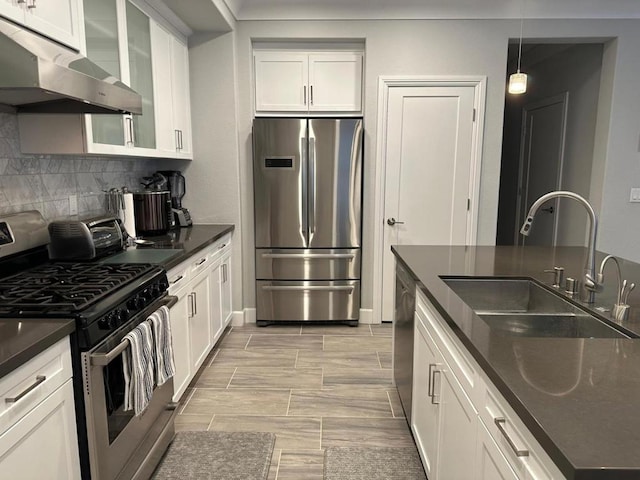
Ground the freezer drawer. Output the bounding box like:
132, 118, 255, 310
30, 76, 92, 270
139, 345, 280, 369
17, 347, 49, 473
255, 248, 361, 280
256, 280, 360, 322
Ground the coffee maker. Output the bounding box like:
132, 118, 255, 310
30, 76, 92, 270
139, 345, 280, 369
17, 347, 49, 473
157, 170, 192, 227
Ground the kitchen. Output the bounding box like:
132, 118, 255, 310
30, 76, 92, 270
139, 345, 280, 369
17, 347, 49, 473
2, 0, 640, 478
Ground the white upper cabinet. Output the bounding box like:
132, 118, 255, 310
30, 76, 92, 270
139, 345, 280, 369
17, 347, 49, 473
0, 0, 81, 50
82, 0, 156, 156
150, 21, 192, 159
17, 0, 193, 160
254, 50, 363, 114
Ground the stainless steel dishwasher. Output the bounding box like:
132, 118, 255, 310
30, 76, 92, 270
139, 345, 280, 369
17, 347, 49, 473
393, 261, 416, 422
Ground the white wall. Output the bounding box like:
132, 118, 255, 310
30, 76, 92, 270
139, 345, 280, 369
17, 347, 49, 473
187, 17, 640, 314
174, 30, 244, 312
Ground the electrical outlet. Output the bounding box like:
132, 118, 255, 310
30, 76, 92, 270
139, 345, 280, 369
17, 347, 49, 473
69, 194, 78, 215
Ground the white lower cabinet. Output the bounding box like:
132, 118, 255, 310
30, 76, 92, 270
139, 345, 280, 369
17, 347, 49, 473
412, 317, 441, 478
476, 420, 519, 480
189, 271, 212, 372
413, 301, 477, 480
412, 289, 565, 480
0, 338, 80, 479
168, 234, 234, 401
169, 286, 192, 400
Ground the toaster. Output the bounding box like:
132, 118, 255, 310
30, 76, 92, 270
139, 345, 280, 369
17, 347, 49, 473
48, 215, 126, 260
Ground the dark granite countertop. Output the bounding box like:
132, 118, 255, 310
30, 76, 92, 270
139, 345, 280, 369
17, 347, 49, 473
104, 224, 235, 270
392, 245, 640, 480
0, 225, 234, 380
0, 318, 75, 379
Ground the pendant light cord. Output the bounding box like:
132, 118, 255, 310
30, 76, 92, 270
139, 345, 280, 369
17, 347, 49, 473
517, 0, 525, 73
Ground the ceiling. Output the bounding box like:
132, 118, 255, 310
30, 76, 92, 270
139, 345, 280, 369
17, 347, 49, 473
223, 0, 640, 21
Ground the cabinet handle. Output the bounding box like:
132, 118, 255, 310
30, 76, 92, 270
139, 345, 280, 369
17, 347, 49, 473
494, 418, 529, 457
126, 117, 135, 146
431, 369, 441, 405
222, 263, 227, 283
179, 130, 184, 150
187, 293, 193, 318
175, 129, 180, 151
192, 291, 197, 315
196, 258, 207, 266
5, 376, 46, 403
310, 85, 314, 105
303, 85, 307, 105
218, 243, 226, 249
427, 363, 436, 398
27, 0, 36, 8
170, 275, 184, 285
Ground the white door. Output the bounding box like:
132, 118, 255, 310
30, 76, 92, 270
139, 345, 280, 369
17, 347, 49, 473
517, 94, 568, 246
381, 84, 478, 321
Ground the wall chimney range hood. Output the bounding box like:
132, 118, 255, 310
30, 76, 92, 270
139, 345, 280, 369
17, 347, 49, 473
0, 18, 142, 115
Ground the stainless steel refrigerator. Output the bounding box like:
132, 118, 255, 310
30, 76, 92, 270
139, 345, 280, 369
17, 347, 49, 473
253, 117, 363, 326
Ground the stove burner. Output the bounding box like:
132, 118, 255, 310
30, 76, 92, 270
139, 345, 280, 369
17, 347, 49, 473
0, 262, 158, 316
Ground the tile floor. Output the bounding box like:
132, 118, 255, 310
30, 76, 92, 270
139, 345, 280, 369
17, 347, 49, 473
175, 322, 415, 479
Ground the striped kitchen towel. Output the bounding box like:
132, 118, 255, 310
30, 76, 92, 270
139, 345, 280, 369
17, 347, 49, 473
149, 305, 175, 386
122, 321, 155, 416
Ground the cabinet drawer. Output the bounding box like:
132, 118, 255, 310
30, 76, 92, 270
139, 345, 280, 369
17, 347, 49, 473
416, 289, 479, 404
209, 234, 232, 262
480, 380, 565, 480
190, 251, 212, 277
167, 264, 191, 295
0, 338, 72, 436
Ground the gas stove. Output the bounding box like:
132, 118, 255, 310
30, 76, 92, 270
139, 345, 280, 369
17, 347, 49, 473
0, 261, 169, 349
0, 210, 176, 480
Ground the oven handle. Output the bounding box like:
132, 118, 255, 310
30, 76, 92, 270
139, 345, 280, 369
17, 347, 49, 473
90, 295, 178, 366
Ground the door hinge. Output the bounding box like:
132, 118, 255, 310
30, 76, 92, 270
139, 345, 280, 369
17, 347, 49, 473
472, 108, 476, 122
467, 199, 471, 211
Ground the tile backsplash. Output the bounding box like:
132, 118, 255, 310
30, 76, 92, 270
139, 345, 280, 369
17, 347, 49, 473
0, 112, 160, 220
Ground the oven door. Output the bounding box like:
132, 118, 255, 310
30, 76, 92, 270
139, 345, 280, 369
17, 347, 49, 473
81, 295, 178, 480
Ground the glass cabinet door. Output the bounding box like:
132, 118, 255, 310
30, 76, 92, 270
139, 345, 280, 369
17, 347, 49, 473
83, 0, 125, 147
126, 2, 155, 150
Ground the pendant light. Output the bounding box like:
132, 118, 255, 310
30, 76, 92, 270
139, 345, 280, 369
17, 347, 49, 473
508, 0, 527, 94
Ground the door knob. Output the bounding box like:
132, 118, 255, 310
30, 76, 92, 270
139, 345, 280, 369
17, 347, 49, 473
387, 218, 405, 226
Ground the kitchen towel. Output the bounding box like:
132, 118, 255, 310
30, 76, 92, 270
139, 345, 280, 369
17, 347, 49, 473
149, 305, 175, 386
122, 321, 155, 416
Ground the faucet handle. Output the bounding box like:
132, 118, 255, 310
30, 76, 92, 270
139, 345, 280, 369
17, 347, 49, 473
544, 266, 564, 288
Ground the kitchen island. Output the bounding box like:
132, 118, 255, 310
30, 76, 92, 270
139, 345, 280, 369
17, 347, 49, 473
393, 245, 640, 480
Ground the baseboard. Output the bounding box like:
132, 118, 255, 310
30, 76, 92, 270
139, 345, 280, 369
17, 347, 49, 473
231, 309, 251, 326
238, 307, 256, 325
359, 308, 377, 324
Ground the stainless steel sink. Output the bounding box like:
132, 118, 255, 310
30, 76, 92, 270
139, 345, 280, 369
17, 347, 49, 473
442, 277, 631, 338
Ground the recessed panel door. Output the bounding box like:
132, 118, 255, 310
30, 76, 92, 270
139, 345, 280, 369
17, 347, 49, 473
382, 85, 476, 321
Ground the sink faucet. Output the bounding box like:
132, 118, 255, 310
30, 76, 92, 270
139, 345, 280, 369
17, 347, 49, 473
520, 190, 599, 303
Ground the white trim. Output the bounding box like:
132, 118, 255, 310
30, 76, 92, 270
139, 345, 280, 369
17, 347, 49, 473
372, 75, 487, 324
239, 307, 256, 325
359, 308, 375, 325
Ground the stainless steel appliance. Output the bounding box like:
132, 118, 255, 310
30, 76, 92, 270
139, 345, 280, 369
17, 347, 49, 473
158, 170, 192, 227
253, 118, 363, 325
48, 215, 126, 260
0, 211, 176, 480
133, 190, 173, 235
394, 261, 416, 421
0, 17, 141, 114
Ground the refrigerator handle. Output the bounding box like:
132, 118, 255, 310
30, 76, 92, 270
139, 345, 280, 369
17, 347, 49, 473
309, 137, 316, 236
301, 137, 309, 245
